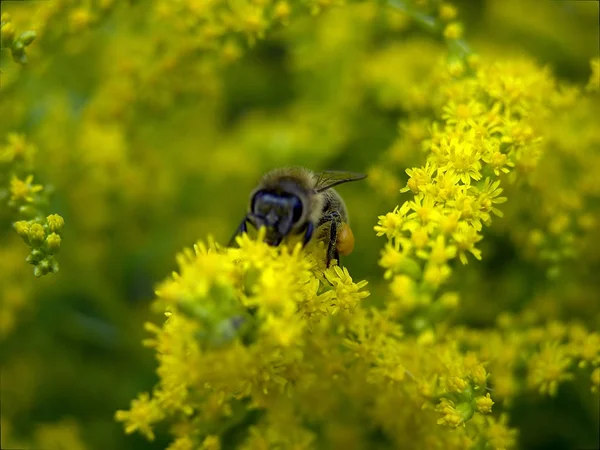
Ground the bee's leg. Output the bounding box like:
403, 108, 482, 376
325, 211, 341, 267
228, 216, 249, 247
302, 221, 314, 247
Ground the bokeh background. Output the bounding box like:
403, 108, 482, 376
1, 0, 598, 449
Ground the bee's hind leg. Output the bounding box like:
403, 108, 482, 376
324, 212, 341, 267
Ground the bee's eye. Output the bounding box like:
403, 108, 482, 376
251, 190, 268, 213
291, 195, 303, 223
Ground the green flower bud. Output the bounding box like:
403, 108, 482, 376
46, 233, 62, 253
26, 248, 44, 264
18, 30, 36, 46
34, 259, 51, 277
50, 258, 59, 274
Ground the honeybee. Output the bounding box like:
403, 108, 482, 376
229, 167, 367, 267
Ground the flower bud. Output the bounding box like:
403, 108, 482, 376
46, 233, 62, 253
47, 214, 65, 232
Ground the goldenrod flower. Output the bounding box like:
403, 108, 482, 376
443, 22, 463, 40
527, 342, 574, 396
439, 3, 458, 21
10, 174, 43, 203
436, 398, 471, 428
475, 393, 494, 413
484, 415, 518, 450
115, 393, 165, 440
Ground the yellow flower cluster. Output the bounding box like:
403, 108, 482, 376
116, 232, 373, 447
372, 57, 561, 322
453, 314, 600, 403
120, 228, 524, 447
1, 133, 65, 276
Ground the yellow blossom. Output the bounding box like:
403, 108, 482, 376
443, 22, 463, 40
439, 3, 458, 21
527, 343, 574, 396
485, 415, 518, 450
10, 174, 43, 203
374, 204, 409, 238
436, 398, 471, 428
475, 393, 494, 413
115, 393, 165, 440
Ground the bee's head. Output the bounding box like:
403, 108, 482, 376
250, 189, 304, 244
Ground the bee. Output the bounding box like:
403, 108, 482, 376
229, 167, 367, 267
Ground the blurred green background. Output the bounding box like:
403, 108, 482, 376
1, 0, 598, 449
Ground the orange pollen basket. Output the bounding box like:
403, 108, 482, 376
336, 223, 355, 256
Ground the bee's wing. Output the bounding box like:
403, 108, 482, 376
313, 170, 367, 193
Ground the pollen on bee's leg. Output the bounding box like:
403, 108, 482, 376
336, 223, 355, 256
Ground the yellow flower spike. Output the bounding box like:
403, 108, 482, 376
475, 393, 494, 414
